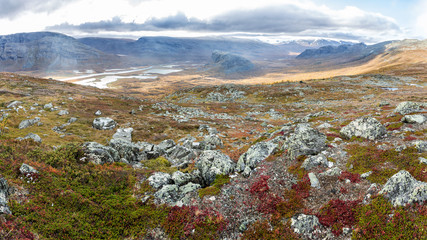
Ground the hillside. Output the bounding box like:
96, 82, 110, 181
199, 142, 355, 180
0, 71, 425, 239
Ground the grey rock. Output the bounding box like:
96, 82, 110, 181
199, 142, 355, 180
95, 110, 102, 116
43, 103, 53, 109
23, 133, 42, 143
420, 157, 427, 165
7, 100, 22, 109
402, 114, 427, 124
165, 145, 196, 168
19, 163, 38, 174
202, 134, 224, 150
157, 139, 176, 153
319, 167, 342, 177
340, 117, 386, 140
172, 171, 193, 186
395, 101, 421, 115
92, 117, 117, 130
196, 150, 235, 186
68, 117, 78, 123
379, 170, 427, 206
112, 128, 133, 142
361, 171, 373, 179
154, 184, 181, 204
239, 219, 255, 233
379, 101, 390, 107
283, 124, 326, 158
301, 154, 328, 170
58, 110, 69, 116
82, 142, 120, 164
0, 178, 11, 214
308, 172, 320, 188
237, 141, 277, 173
109, 138, 146, 163
18, 117, 40, 129
148, 172, 172, 190
413, 141, 427, 152
291, 214, 321, 235
179, 182, 201, 195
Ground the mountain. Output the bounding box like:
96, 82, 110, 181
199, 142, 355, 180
207, 50, 256, 77
0, 32, 125, 72
278, 39, 355, 54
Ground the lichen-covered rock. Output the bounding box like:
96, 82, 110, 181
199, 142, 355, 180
179, 182, 201, 195
68, 117, 78, 123
148, 172, 172, 190
109, 138, 147, 163
413, 141, 427, 152
82, 142, 120, 164
0, 178, 11, 214
319, 167, 342, 177
172, 171, 193, 186
237, 141, 277, 173
283, 124, 326, 158
340, 117, 386, 140
196, 150, 235, 186
154, 184, 181, 204
308, 172, 320, 188
379, 170, 427, 206
94, 110, 102, 116
401, 114, 426, 124
202, 134, 224, 150
157, 139, 176, 153
394, 101, 421, 115
58, 110, 69, 116
301, 154, 328, 170
291, 214, 321, 236
17, 133, 42, 143
92, 117, 117, 130
18, 117, 40, 129
112, 128, 133, 142
165, 145, 196, 168
19, 163, 38, 175
7, 100, 22, 109
43, 103, 53, 109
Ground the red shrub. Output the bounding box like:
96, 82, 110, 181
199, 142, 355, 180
249, 175, 271, 197
0, 218, 36, 240
291, 174, 311, 198
339, 171, 361, 183
316, 199, 361, 236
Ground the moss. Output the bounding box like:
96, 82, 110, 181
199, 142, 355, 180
352, 196, 427, 239
143, 156, 177, 174
288, 155, 308, 179
198, 174, 230, 199
386, 122, 403, 131
242, 220, 300, 240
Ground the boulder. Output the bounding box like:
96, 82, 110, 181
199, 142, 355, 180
196, 150, 235, 186
308, 173, 320, 188
0, 178, 11, 214
402, 114, 426, 124
202, 134, 224, 150
379, 170, 427, 206
43, 103, 53, 109
172, 171, 193, 186
413, 141, 427, 152
283, 124, 326, 158
18, 117, 40, 129
82, 142, 120, 164
340, 117, 386, 140
179, 182, 201, 195
23, 133, 42, 143
95, 110, 102, 116
237, 141, 277, 173
148, 172, 172, 190
157, 139, 176, 153
58, 110, 69, 116
319, 167, 342, 177
154, 184, 181, 204
93, 117, 117, 130
394, 102, 421, 115
291, 214, 321, 236
19, 163, 38, 175
7, 100, 22, 109
165, 145, 196, 168
112, 128, 133, 142
301, 154, 328, 170
109, 138, 146, 163
68, 117, 78, 123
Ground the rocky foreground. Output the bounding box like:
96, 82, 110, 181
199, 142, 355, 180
0, 73, 426, 239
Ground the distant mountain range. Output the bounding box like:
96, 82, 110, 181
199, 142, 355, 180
0, 31, 361, 73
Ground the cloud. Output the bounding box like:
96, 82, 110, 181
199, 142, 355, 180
0, 0, 71, 19
46, 3, 401, 40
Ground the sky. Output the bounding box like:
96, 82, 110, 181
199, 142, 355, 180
0, 0, 426, 43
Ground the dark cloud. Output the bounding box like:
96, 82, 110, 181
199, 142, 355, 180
47, 4, 401, 37
0, 0, 70, 18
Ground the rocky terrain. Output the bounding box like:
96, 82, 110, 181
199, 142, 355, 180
0, 71, 426, 239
